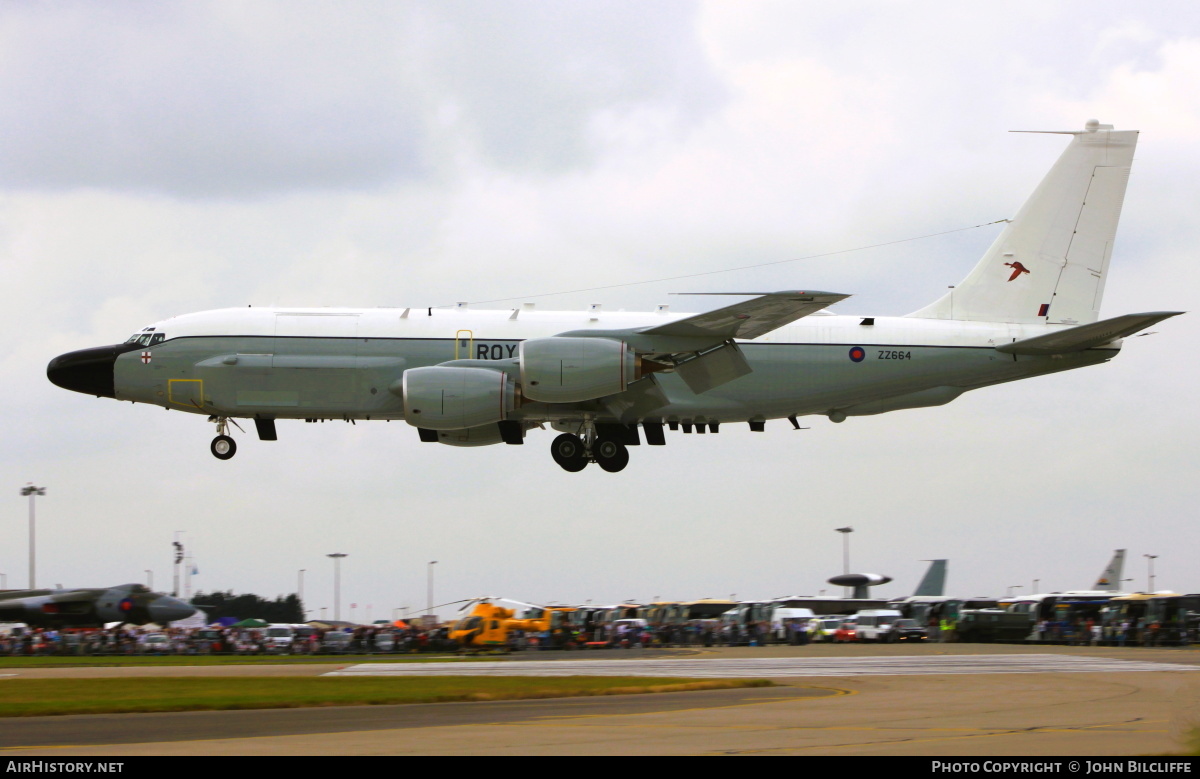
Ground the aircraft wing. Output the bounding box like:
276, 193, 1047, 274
644, 291, 850, 340
996, 312, 1184, 355
550, 291, 849, 397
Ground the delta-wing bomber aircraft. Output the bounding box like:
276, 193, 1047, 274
48, 121, 1181, 472
0, 584, 194, 628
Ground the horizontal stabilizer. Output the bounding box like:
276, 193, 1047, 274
996, 312, 1183, 355
647, 291, 850, 340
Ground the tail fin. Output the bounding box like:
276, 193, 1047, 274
912, 559, 947, 597
1093, 549, 1125, 592
909, 121, 1137, 325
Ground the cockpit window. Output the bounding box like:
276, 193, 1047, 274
127, 329, 164, 346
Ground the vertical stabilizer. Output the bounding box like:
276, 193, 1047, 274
908, 121, 1137, 325
1094, 549, 1125, 592
912, 559, 947, 597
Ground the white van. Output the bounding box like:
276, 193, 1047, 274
771, 607, 816, 641
853, 610, 904, 642
264, 623, 295, 653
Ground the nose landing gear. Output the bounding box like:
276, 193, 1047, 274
211, 435, 236, 460
208, 416, 242, 460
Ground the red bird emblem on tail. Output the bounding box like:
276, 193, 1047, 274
1004, 261, 1030, 281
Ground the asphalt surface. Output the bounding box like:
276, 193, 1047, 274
0, 685, 823, 749
2, 644, 1199, 755
326, 653, 1200, 678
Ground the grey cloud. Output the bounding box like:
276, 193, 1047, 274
414, 0, 725, 173
0, 2, 427, 198
0, 1, 723, 198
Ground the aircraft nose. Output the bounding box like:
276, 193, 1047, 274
46, 344, 138, 398
148, 595, 196, 625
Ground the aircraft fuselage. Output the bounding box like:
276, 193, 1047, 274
99, 306, 1112, 426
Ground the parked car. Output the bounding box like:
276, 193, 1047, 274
372, 630, 396, 652
292, 626, 319, 653
194, 628, 227, 653
137, 632, 171, 654
608, 619, 649, 648
320, 631, 353, 654
814, 617, 844, 642
833, 620, 859, 643
854, 610, 905, 642
264, 624, 295, 654
889, 618, 928, 642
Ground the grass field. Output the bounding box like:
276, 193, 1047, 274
0, 676, 771, 717
0, 654, 479, 668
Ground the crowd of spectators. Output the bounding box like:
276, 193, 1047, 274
1033, 617, 1192, 646
0, 624, 458, 657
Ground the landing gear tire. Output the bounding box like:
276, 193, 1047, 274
551, 434, 588, 472
211, 435, 237, 460
593, 437, 629, 473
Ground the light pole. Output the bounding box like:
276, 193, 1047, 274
20, 484, 45, 589
835, 527, 853, 596
172, 532, 185, 597
427, 561, 438, 623
1006, 585, 1022, 598
298, 569, 306, 615
327, 553, 347, 621
1144, 554, 1158, 592
145, 570, 153, 590
1032, 579, 1040, 594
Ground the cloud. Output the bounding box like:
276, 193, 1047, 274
0, 0, 724, 198
3, 2, 1199, 610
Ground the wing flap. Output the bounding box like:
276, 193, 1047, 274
995, 311, 1183, 355
674, 342, 752, 394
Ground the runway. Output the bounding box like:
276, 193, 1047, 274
4, 646, 1199, 755
0, 685, 828, 750
325, 653, 1200, 678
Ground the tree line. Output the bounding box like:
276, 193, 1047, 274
190, 591, 304, 623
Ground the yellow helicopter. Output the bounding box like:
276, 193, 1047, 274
448, 597, 576, 652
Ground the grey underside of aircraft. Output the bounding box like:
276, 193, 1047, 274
115, 334, 1114, 426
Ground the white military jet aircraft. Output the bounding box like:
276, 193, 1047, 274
48, 121, 1180, 472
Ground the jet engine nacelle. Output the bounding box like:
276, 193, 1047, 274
433, 423, 523, 447
402, 366, 517, 431
519, 337, 636, 403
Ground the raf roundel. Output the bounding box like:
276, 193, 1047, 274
848, 346, 866, 363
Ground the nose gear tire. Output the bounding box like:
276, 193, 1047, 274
211, 435, 237, 460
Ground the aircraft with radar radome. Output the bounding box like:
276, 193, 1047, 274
47, 120, 1183, 472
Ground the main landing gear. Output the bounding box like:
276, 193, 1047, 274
208, 416, 240, 460
550, 432, 629, 473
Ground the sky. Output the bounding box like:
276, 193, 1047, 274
2, 1, 1198, 622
